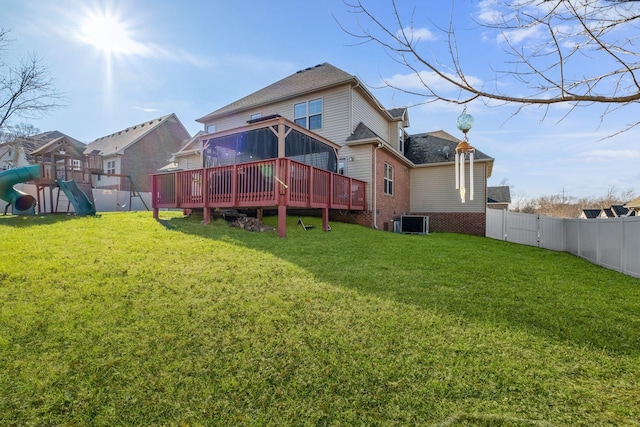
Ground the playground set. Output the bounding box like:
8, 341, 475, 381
0, 137, 146, 216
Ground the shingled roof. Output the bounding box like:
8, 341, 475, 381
197, 63, 356, 123
197, 63, 405, 124
405, 130, 493, 166
487, 186, 512, 204
84, 113, 182, 156
1, 131, 82, 163
345, 122, 383, 143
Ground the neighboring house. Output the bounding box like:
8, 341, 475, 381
486, 186, 511, 210
625, 196, 640, 216
192, 63, 494, 235
0, 131, 81, 170
161, 131, 206, 172
610, 204, 630, 217
85, 113, 190, 192
580, 209, 601, 219
581, 205, 634, 219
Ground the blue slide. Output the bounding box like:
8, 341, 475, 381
56, 178, 96, 216
0, 165, 40, 215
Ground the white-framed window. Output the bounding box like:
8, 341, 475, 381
73, 159, 82, 171
398, 127, 404, 153
106, 160, 116, 174
384, 163, 393, 195
207, 124, 216, 133
338, 157, 347, 175
294, 98, 322, 130
250, 113, 261, 120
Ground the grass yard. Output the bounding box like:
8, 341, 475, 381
0, 211, 639, 426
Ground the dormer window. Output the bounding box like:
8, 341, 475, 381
207, 124, 216, 133
294, 98, 322, 130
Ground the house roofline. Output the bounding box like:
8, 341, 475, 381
412, 157, 495, 178
197, 74, 405, 125
346, 137, 415, 168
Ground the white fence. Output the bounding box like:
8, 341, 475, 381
487, 209, 640, 278
1, 183, 151, 214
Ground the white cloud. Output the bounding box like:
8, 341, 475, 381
396, 26, 437, 42
383, 71, 483, 93
135, 106, 158, 113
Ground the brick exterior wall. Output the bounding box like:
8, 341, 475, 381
412, 211, 486, 236
371, 149, 410, 229
121, 117, 189, 192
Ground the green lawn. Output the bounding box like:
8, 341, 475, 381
1, 211, 639, 426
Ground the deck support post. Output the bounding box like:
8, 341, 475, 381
203, 207, 211, 225
257, 208, 263, 221
278, 205, 287, 238
153, 208, 159, 219
322, 207, 329, 231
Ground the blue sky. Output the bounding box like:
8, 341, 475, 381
3, 0, 639, 201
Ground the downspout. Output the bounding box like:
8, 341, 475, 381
373, 141, 383, 229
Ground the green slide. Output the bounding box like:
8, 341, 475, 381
57, 178, 96, 216
0, 165, 40, 215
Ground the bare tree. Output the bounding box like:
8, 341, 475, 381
0, 123, 40, 143
341, 0, 640, 131
0, 28, 63, 131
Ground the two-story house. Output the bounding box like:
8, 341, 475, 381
85, 113, 191, 192
181, 63, 493, 235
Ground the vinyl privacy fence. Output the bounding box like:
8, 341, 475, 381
486, 209, 640, 278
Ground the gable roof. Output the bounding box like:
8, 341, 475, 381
581, 209, 601, 219
487, 186, 511, 204
625, 196, 640, 209
611, 204, 629, 217
0, 131, 82, 163
84, 113, 186, 156
345, 122, 383, 143
196, 63, 404, 124
405, 131, 493, 170
31, 135, 86, 158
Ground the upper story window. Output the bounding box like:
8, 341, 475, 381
294, 98, 322, 130
207, 124, 216, 133
250, 113, 261, 121
398, 127, 404, 153
106, 160, 116, 174
384, 163, 394, 195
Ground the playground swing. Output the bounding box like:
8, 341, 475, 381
297, 217, 314, 230
297, 216, 331, 231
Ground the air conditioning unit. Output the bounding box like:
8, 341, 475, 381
400, 215, 429, 234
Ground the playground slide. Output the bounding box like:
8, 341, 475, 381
0, 165, 40, 215
57, 178, 96, 216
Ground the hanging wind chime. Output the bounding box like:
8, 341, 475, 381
454, 107, 475, 203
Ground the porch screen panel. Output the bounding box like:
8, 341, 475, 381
203, 129, 278, 167
285, 129, 337, 173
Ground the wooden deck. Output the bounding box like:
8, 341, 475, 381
152, 158, 366, 237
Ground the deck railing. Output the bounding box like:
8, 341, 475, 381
152, 158, 366, 211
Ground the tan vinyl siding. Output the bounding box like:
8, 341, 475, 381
177, 154, 202, 170
204, 85, 352, 145
352, 91, 389, 142
316, 86, 351, 143
410, 163, 487, 213
345, 145, 373, 210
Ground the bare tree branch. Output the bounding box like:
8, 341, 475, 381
340, 0, 640, 114
0, 29, 64, 131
